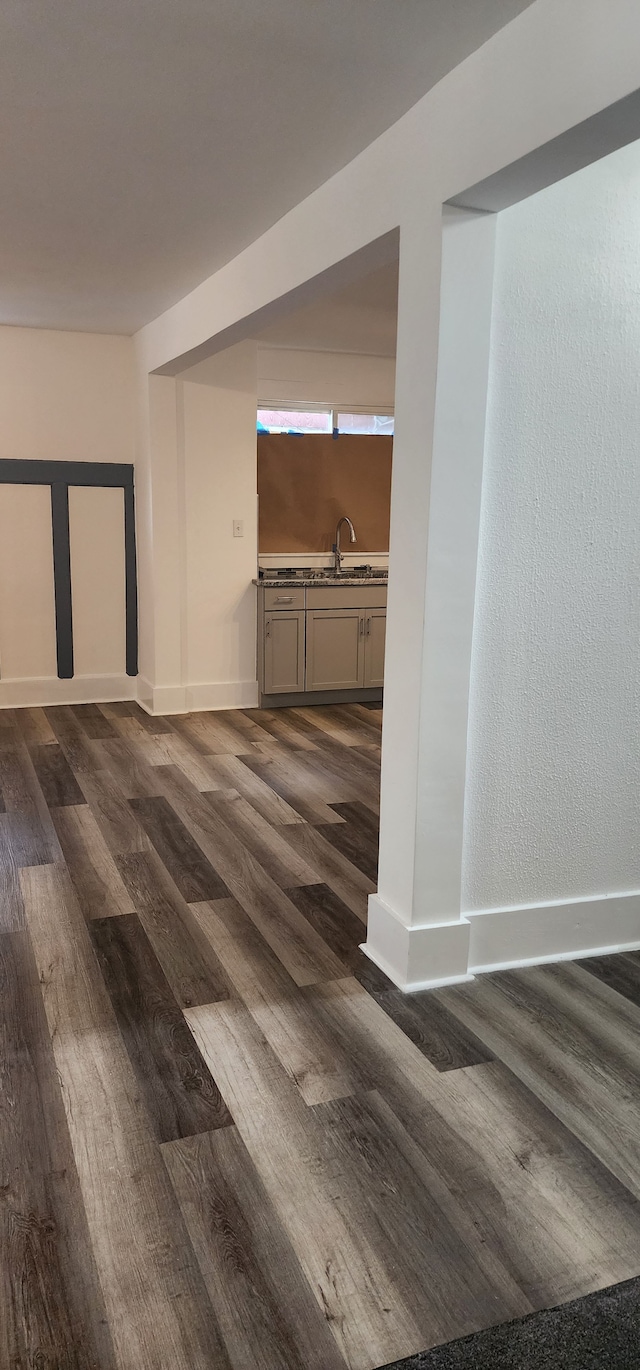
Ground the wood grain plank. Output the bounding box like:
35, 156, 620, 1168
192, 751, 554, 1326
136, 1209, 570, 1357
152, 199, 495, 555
215, 707, 287, 751
204, 789, 321, 887
199, 751, 307, 824
44, 707, 100, 773
316, 814, 378, 883
301, 743, 381, 815
239, 752, 348, 824
20, 863, 234, 1370
95, 737, 164, 800
333, 702, 383, 741
440, 964, 640, 1199
578, 950, 640, 1008
14, 706, 58, 746
116, 849, 230, 1008
329, 798, 380, 840
162, 1126, 347, 1370
366, 985, 494, 1072
0, 817, 26, 930
89, 913, 233, 1143
0, 929, 115, 1368
295, 705, 370, 748
130, 794, 231, 902
186, 998, 426, 1370
156, 765, 347, 986
71, 703, 119, 739
279, 821, 375, 920
242, 707, 321, 752
314, 704, 383, 749
312, 1089, 530, 1347
52, 804, 136, 919
133, 731, 230, 791
0, 742, 60, 865
287, 882, 387, 985
190, 898, 358, 1104
172, 711, 255, 756
309, 977, 640, 1307
101, 701, 174, 735
350, 702, 383, 728
73, 765, 152, 855
31, 742, 87, 807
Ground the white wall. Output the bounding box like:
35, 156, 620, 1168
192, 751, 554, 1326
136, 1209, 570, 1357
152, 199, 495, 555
257, 346, 395, 410
463, 142, 640, 931
138, 342, 259, 714
0, 327, 134, 463
0, 327, 136, 706
0, 486, 58, 681
181, 342, 259, 710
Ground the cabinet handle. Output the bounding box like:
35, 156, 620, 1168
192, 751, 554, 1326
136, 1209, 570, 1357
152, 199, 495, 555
359, 616, 364, 636
366, 616, 371, 635
265, 618, 271, 638
275, 595, 294, 602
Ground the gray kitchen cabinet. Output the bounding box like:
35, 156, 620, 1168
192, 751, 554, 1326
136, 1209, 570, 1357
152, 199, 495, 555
263, 609, 305, 694
257, 578, 387, 703
363, 608, 386, 687
306, 608, 365, 690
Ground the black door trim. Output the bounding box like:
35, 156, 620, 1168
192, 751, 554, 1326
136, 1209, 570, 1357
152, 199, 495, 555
0, 460, 137, 679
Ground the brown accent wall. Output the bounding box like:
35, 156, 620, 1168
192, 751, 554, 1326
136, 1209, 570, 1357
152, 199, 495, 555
258, 433, 392, 552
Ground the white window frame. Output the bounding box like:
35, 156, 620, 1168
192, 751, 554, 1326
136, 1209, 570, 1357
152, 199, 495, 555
257, 401, 395, 431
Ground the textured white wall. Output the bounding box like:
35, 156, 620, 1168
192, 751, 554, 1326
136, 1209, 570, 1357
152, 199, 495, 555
463, 140, 640, 911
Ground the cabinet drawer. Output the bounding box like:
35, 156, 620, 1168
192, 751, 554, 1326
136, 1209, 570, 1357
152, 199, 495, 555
306, 585, 387, 610
264, 586, 305, 611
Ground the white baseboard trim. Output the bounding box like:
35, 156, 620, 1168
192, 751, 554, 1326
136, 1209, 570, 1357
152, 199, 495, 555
136, 678, 259, 715
365, 894, 471, 991
186, 680, 260, 712
359, 941, 475, 992
0, 674, 136, 709
365, 888, 640, 991
467, 890, 640, 973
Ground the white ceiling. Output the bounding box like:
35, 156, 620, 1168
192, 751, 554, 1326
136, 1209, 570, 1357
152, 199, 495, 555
0, 0, 533, 335
255, 261, 400, 357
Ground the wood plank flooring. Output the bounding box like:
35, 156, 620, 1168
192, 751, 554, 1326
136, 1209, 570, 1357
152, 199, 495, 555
1, 699, 640, 1369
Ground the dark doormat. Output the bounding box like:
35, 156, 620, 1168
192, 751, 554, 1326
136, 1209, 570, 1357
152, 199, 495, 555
379, 1275, 640, 1369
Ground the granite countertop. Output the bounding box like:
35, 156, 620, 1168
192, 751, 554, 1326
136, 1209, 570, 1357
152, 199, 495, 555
254, 574, 388, 587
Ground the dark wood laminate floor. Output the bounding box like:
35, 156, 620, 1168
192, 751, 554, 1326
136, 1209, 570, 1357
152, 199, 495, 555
1, 699, 640, 1370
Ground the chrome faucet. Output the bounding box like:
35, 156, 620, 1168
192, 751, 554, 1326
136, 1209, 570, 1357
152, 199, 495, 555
333, 515, 357, 573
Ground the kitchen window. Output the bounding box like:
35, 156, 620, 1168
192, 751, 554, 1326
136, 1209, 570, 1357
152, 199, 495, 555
336, 412, 394, 436
257, 408, 332, 434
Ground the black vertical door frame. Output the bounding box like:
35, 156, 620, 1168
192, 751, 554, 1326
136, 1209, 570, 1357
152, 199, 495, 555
50, 481, 74, 678
0, 459, 138, 679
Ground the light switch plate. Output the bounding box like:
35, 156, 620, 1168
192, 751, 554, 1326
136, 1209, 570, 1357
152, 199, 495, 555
233, 519, 244, 537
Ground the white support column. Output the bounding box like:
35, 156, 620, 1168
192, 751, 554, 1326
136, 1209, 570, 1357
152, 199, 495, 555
136, 370, 187, 712
365, 205, 497, 989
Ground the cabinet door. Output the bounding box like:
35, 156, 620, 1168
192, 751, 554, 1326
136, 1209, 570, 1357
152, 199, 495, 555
306, 609, 365, 691
363, 609, 386, 688
263, 611, 305, 694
